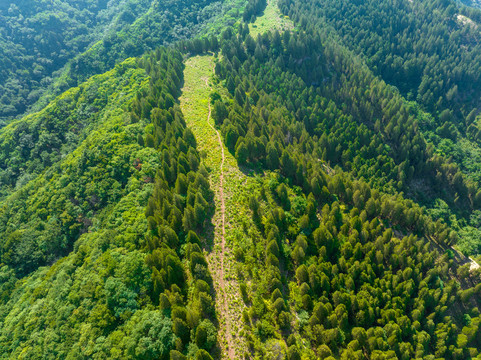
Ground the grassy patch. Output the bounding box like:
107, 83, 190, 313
181, 54, 258, 358
180, 56, 222, 179
201, 0, 246, 37
249, 0, 294, 37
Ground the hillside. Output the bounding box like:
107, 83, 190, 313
279, 0, 481, 255
0, 0, 481, 359
0, 0, 240, 124
462, 0, 481, 9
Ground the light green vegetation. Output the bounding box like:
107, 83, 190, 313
0, 58, 153, 274
0, 57, 173, 357
180, 56, 222, 178
201, 0, 247, 38
248, 0, 293, 38
181, 55, 261, 358
419, 114, 481, 255
0, 58, 148, 198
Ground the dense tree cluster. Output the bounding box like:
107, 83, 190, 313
0, 58, 151, 276
214, 27, 480, 218
0, 0, 224, 123
274, 0, 481, 235
137, 49, 219, 357
215, 27, 462, 239
0, 59, 148, 198
240, 174, 481, 358
0, 0, 136, 121
210, 24, 481, 358
0, 45, 219, 358
177, 35, 220, 55
278, 0, 481, 123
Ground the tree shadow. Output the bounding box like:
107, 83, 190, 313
201, 218, 216, 253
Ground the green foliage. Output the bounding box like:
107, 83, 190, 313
275, 0, 481, 255
212, 23, 481, 358
195, 349, 214, 360
212, 100, 229, 125
0, 0, 234, 122
124, 310, 175, 360
0, 58, 149, 276
138, 48, 218, 356
279, 0, 481, 120
2, 0, 481, 358
195, 319, 217, 350
0, 42, 219, 358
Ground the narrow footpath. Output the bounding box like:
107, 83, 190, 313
205, 86, 234, 359
179, 55, 240, 359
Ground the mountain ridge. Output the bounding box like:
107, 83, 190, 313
1, 0, 481, 358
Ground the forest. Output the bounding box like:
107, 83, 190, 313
0, 0, 480, 358
0, 0, 237, 124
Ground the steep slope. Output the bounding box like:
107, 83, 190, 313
0, 57, 150, 276
203, 12, 481, 357
279, 0, 481, 119
278, 0, 481, 255
2, 0, 481, 358
0, 54, 158, 357
0, 0, 148, 121
0, 48, 220, 359
0, 0, 239, 124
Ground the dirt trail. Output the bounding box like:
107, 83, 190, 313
204, 76, 234, 358
181, 56, 243, 359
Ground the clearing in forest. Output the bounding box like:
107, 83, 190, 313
180, 55, 254, 359
248, 0, 294, 38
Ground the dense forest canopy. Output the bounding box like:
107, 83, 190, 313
0, 0, 234, 124
0, 0, 480, 358
0, 0, 136, 120
276, 0, 481, 255
204, 23, 481, 356
279, 0, 481, 120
